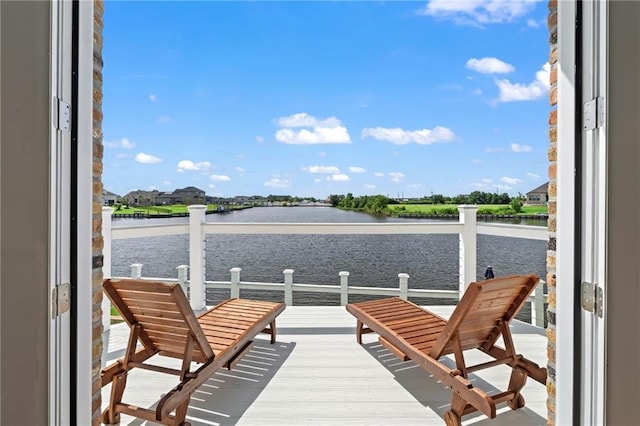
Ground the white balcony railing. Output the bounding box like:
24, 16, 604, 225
101, 205, 548, 331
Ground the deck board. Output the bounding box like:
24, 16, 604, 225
102, 306, 547, 425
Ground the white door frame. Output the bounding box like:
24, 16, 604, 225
76, 1, 96, 424
580, 1, 608, 424
49, 1, 72, 424
555, 1, 578, 423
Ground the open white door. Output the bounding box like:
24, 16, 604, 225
579, 0, 607, 424
50, 0, 73, 424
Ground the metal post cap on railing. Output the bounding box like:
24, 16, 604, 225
176, 265, 189, 294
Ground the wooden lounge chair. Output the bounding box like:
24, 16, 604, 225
100, 278, 286, 426
345, 274, 547, 426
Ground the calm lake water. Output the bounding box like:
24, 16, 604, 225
111, 207, 548, 313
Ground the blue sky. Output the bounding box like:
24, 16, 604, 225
102, 0, 550, 199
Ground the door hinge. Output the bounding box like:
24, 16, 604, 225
52, 282, 70, 319
583, 96, 605, 131
581, 281, 603, 318
54, 97, 71, 132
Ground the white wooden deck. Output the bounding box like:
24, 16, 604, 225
101, 306, 548, 425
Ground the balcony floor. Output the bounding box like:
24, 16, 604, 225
102, 306, 548, 425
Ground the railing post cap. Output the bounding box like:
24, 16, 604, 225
339, 271, 350, 276
187, 204, 207, 211
457, 205, 479, 211
176, 264, 189, 269
130, 263, 143, 267
102, 206, 114, 214
283, 269, 294, 274
230, 267, 242, 272
398, 273, 410, 278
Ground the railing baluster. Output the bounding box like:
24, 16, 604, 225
102, 207, 114, 332
398, 273, 409, 300
339, 271, 349, 306
458, 205, 478, 298
533, 280, 546, 327
176, 265, 189, 295
130, 263, 143, 279
230, 267, 241, 299
283, 269, 294, 306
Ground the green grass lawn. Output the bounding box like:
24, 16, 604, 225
112, 204, 220, 215
389, 204, 548, 215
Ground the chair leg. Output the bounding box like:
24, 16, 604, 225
444, 393, 466, 426
103, 372, 127, 424
506, 366, 528, 410
173, 396, 191, 426
269, 320, 277, 344
356, 320, 364, 344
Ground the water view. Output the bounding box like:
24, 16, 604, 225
111, 207, 547, 307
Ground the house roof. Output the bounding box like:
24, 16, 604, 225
175, 186, 204, 193
102, 190, 120, 198
526, 182, 549, 195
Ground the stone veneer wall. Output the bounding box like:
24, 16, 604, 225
546, 0, 558, 424
92, 0, 105, 424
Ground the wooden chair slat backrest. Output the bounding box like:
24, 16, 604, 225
103, 279, 214, 360
428, 274, 539, 358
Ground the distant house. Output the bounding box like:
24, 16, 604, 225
122, 189, 163, 206
526, 182, 549, 205
102, 190, 119, 206
156, 186, 205, 205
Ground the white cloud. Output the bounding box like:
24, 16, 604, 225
327, 174, 350, 182
319, 152, 327, 157
264, 178, 291, 188
176, 160, 211, 173
472, 88, 483, 96
105, 138, 135, 149
527, 172, 540, 178
473, 178, 512, 191
389, 172, 405, 182
148, 186, 157, 191
495, 62, 551, 102
408, 183, 422, 189
256, 136, 264, 143
374, 172, 385, 177
210, 174, 231, 182
276, 126, 351, 145
349, 166, 366, 174
275, 113, 351, 145
501, 176, 523, 185
510, 143, 533, 152
485, 147, 505, 153
209, 183, 216, 189
276, 113, 342, 128
135, 152, 162, 164
157, 116, 172, 123
313, 178, 322, 183
361, 126, 455, 145
364, 184, 376, 189
149, 94, 157, 102
466, 57, 515, 74
419, 0, 539, 26
472, 158, 482, 164
162, 180, 171, 185
527, 18, 540, 28
305, 165, 341, 174
235, 166, 245, 173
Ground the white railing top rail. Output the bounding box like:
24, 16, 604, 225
111, 221, 546, 239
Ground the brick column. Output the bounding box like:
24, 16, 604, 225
546, 0, 558, 424
92, 0, 105, 424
